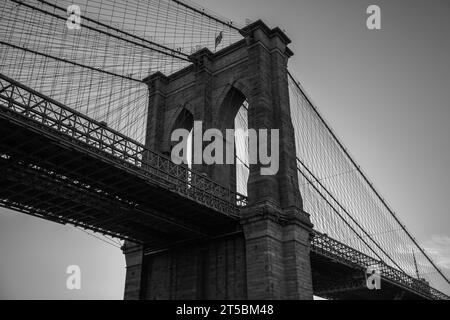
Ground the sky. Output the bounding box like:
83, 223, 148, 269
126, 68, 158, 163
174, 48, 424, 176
1, 0, 449, 299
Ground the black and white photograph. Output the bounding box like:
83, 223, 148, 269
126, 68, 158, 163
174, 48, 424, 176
0, 0, 449, 309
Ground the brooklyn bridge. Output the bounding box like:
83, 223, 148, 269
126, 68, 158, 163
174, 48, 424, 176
0, 0, 449, 300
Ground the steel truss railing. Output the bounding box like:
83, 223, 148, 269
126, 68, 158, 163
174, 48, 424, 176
311, 232, 449, 300
0, 73, 247, 217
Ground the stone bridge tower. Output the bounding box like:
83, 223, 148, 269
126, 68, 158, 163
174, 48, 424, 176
124, 20, 313, 300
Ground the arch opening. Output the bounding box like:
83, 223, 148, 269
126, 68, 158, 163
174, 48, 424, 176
170, 107, 194, 169
234, 100, 249, 197
217, 86, 249, 197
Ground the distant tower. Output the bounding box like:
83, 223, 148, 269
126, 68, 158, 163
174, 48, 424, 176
413, 251, 420, 279
413, 251, 431, 294
123, 20, 314, 300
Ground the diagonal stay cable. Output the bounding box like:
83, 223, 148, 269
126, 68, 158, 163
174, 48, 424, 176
36, 0, 191, 60
170, 0, 240, 31
288, 70, 450, 286
297, 157, 407, 274
296, 161, 386, 264
10, 0, 191, 62
0, 41, 141, 83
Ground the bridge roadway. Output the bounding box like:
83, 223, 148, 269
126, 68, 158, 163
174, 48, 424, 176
0, 73, 448, 300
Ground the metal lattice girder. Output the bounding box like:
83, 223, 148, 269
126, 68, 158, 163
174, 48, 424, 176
311, 232, 449, 300
0, 72, 248, 251
0, 156, 209, 243
0, 73, 247, 217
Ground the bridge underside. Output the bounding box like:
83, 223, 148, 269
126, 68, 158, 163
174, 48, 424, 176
311, 252, 428, 300
0, 113, 238, 246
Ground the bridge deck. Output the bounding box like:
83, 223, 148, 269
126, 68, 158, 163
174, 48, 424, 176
0, 73, 244, 244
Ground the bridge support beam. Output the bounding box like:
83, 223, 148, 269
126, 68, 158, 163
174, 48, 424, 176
238, 20, 314, 300
125, 234, 248, 300
123, 243, 145, 300
242, 204, 313, 299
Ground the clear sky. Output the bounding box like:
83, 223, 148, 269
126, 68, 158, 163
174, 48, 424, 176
1, 0, 449, 299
